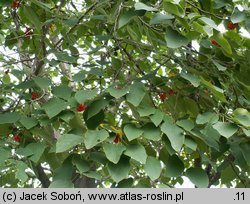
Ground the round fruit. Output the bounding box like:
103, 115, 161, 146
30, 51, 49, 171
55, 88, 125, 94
227, 21, 237, 30
13, 134, 21, 142
159, 93, 167, 101
76, 104, 86, 112
210, 39, 220, 47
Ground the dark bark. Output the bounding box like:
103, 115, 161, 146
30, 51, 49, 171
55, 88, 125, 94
32, 163, 51, 188
73, 173, 97, 188
208, 172, 221, 188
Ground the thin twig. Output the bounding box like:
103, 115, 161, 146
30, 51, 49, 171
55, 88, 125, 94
186, 0, 227, 20
225, 154, 247, 187
54, 2, 98, 47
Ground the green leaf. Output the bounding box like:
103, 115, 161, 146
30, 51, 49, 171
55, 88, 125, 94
19, 117, 38, 129
196, 112, 219, 125
159, 146, 170, 164
127, 26, 140, 41
59, 111, 75, 123
240, 142, 250, 166
191, 129, 220, 151
177, 119, 194, 131
186, 167, 209, 188
221, 166, 236, 184
72, 156, 90, 173
200, 78, 227, 102
103, 143, 126, 164
246, 18, 250, 33
107, 156, 131, 183
143, 123, 161, 141
144, 156, 162, 180
86, 99, 109, 119
56, 134, 83, 153
212, 122, 238, 138
165, 154, 184, 177
20, 143, 46, 163
126, 82, 145, 107
84, 109, 105, 130
150, 13, 174, 25
55, 159, 73, 178
23, 6, 42, 30
242, 128, 250, 137
0, 124, 12, 136
73, 72, 85, 82
15, 161, 29, 183
75, 89, 98, 103
200, 17, 218, 30
87, 67, 103, 76
43, 98, 67, 118
180, 72, 200, 87
123, 124, 144, 141
161, 121, 185, 152
52, 85, 72, 100
33, 77, 51, 89
150, 109, 164, 126
0, 112, 21, 124
3, 74, 11, 84
232, 108, 250, 128
165, 27, 189, 48
230, 144, 247, 168
212, 60, 227, 71
16, 147, 33, 157
184, 137, 197, 151
82, 171, 101, 180
54, 51, 77, 63
231, 8, 247, 23
135, 178, 151, 187
134, 2, 157, 11
30, 0, 52, 10
0, 0, 12, 7
84, 129, 109, 149
199, 0, 212, 12
118, 10, 135, 28
124, 144, 147, 164
32, 143, 46, 162
107, 85, 129, 99
163, 2, 184, 17
137, 103, 155, 117
49, 180, 74, 188
117, 178, 134, 188
0, 148, 10, 166
184, 98, 199, 117
201, 124, 221, 142
111, 57, 122, 69
89, 152, 108, 165
212, 32, 232, 55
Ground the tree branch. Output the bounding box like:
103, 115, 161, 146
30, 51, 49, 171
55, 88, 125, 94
32, 163, 51, 188
54, 2, 98, 48
186, 0, 227, 20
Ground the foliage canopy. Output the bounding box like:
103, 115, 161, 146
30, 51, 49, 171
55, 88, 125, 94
0, 0, 250, 188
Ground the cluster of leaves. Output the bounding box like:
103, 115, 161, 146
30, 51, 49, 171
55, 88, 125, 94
0, 0, 250, 188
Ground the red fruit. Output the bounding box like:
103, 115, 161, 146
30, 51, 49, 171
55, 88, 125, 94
24, 28, 33, 38
210, 39, 220, 47
76, 104, 86, 112
13, 134, 21, 143
11, 0, 20, 9
168, 89, 176, 96
113, 136, 121, 144
159, 93, 167, 101
227, 21, 237, 30
31, 92, 39, 100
